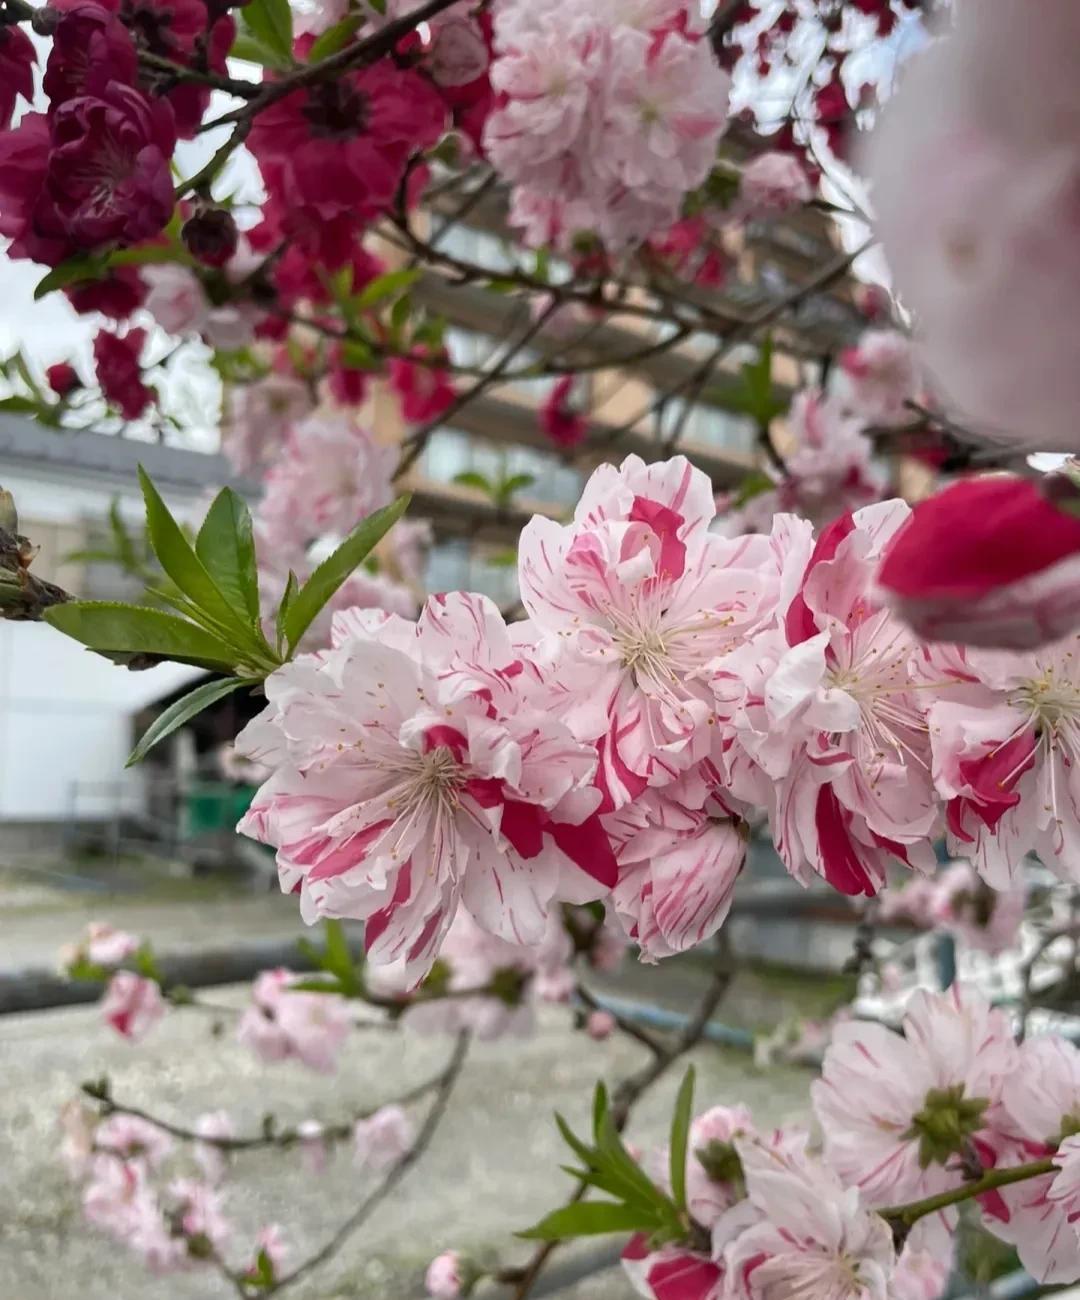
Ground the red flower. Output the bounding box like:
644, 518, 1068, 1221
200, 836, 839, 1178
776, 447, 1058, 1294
43, 3, 138, 107
388, 351, 455, 424
540, 376, 587, 449
52, 0, 235, 137
48, 82, 176, 252
326, 344, 370, 407
46, 362, 80, 396
0, 25, 35, 130
878, 474, 1080, 650
93, 327, 153, 419
0, 113, 70, 264
248, 61, 445, 227
66, 266, 147, 319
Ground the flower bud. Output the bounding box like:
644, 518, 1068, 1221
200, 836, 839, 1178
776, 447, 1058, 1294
585, 1008, 616, 1041
182, 207, 239, 268
46, 362, 80, 397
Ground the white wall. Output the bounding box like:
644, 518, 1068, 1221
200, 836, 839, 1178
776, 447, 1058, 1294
0, 622, 202, 821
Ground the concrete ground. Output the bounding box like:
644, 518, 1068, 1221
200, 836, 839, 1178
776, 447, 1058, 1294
0, 863, 817, 1300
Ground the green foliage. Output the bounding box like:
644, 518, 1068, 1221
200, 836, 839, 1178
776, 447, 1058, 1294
295, 920, 362, 996
669, 1066, 696, 1212
307, 12, 365, 60
43, 470, 411, 763
519, 1080, 689, 1244
730, 469, 776, 510
126, 677, 249, 766
720, 335, 788, 428
240, 0, 294, 64
353, 268, 422, 310
453, 469, 535, 510
280, 495, 410, 652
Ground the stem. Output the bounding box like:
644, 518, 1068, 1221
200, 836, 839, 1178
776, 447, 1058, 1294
880, 1158, 1057, 1228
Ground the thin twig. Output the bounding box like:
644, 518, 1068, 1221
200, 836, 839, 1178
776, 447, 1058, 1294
83, 1066, 451, 1152
262, 1033, 470, 1297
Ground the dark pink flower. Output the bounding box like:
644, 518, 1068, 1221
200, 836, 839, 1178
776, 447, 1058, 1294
326, 345, 370, 407
248, 61, 445, 226
48, 82, 176, 252
93, 327, 153, 419
0, 25, 35, 130
47, 362, 80, 396
540, 375, 587, 449
52, 0, 235, 137
43, 3, 138, 107
66, 266, 147, 319
388, 351, 455, 424
0, 113, 72, 265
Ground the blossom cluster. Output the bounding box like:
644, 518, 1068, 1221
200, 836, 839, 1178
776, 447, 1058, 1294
231, 452, 1080, 989
600, 988, 1079, 1300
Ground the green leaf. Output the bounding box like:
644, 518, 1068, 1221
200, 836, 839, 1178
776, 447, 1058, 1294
0, 395, 40, 414
241, 0, 294, 62
319, 920, 360, 994
108, 244, 194, 270
308, 12, 364, 61
282, 496, 409, 652
228, 28, 290, 68
453, 470, 492, 494
730, 470, 775, 510
139, 467, 260, 652
126, 677, 247, 767
275, 570, 299, 651
519, 1201, 655, 1241
33, 256, 107, 300
496, 473, 535, 505
555, 1113, 594, 1168
669, 1066, 696, 1213
196, 487, 260, 623
44, 601, 240, 669
353, 268, 422, 311
592, 1082, 609, 1143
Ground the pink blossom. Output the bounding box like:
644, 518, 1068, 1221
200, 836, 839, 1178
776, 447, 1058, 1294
429, 15, 489, 87
878, 475, 1080, 651
731, 151, 812, 220
96, 1114, 173, 1169
169, 1177, 231, 1253
388, 352, 456, 424
880, 1218, 952, 1300
540, 375, 588, 449
607, 780, 747, 960
193, 1111, 234, 1184
0, 113, 70, 266
237, 593, 615, 982
723, 1134, 894, 1300
585, 1008, 616, 1040
776, 389, 884, 527
746, 503, 940, 897
980, 1036, 1080, 1283
257, 413, 396, 543
223, 375, 312, 479
812, 985, 1016, 1206
837, 330, 918, 428
94, 328, 153, 420
67, 266, 146, 320
83, 1157, 168, 1251
925, 635, 1080, 888
426, 1249, 465, 1298
236, 969, 351, 1073
141, 264, 209, 337
930, 860, 1025, 955
61, 920, 139, 971
520, 455, 787, 811
245, 1225, 289, 1283
674, 1104, 756, 1231
354, 1104, 412, 1171
101, 971, 165, 1042
863, 0, 1080, 449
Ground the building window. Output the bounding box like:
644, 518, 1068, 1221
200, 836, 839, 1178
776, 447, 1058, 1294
658, 399, 757, 455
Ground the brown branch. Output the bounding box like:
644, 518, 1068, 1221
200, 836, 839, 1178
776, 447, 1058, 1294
81, 1065, 451, 1153
0, 523, 71, 621
261, 1032, 470, 1297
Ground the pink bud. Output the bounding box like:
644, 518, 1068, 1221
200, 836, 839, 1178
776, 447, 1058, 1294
586, 1009, 617, 1041
100, 971, 165, 1042
425, 1250, 465, 1298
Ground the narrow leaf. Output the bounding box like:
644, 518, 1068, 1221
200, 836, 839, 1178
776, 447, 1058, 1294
127, 677, 247, 766
452, 470, 492, 494
519, 1202, 655, 1241
353, 268, 422, 310
0, 395, 40, 414
196, 487, 261, 622
322, 920, 359, 995
282, 496, 409, 652
139, 467, 258, 650
592, 1082, 609, 1144
308, 12, 364, 60
34, 256, 107, 300
275, 570, 299, 651
669, 1066, 696, 1213
228, 28, 290, 69
241, 0, 293, 62
44, 601, 239, 669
